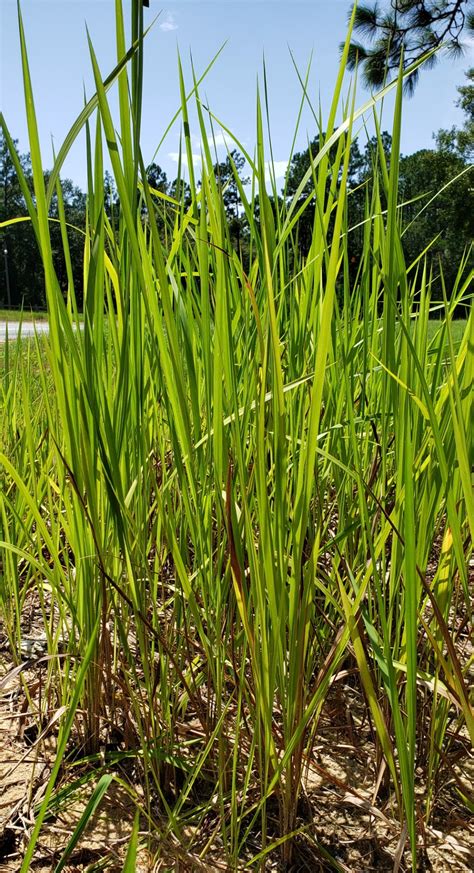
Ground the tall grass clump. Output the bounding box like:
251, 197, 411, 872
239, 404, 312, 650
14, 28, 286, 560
0, 1, 472, 870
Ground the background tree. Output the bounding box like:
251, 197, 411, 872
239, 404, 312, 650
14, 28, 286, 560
168, 176, 191, 206
1, 131, 86, 308
212, 149, 250, 253
399, 148, 472, 294
435, 66, 474, 159
284, 132, 392, 261
345, 1, 474, 92
146, 162, 168, 193
455, 65, 474, 154
283, 118, 472, 301
1, 133, 43, 307
143, 163, 193, 247
213, 150, 249, 217
401, 67, 473, 298
104, 169, 119, 220
47, 174, 87, 307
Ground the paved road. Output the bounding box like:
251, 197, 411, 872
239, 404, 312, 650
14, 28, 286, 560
0, 321, 50, 341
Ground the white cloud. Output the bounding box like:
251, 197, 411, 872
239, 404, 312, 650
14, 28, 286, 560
159, 12, 178, 32
168, 152, 202, 168
208, 130, 229, 149
264, 160, 288, 182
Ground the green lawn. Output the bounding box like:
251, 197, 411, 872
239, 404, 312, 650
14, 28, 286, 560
0, 307, 86, 322
0, 307, 49, 321
425, 317, 467, 345
0, 307, 466, 339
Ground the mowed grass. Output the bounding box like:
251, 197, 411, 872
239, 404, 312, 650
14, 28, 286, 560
0, 307, 86, 322
425, 316, 467, 345
0, 2, 472, 871
0, 307, 49, 320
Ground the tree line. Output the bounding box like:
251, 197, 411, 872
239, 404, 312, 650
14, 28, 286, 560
1, 68, 472, 311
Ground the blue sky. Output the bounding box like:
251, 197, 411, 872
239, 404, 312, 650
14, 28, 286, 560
1, 0, 472, 191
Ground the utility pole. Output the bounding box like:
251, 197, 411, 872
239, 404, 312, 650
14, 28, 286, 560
3, 240, 11, 308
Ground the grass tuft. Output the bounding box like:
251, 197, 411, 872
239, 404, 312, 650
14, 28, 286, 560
0, 1, 472, 869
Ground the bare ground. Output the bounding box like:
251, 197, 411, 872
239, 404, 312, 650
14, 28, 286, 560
0, 587, 472, 872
